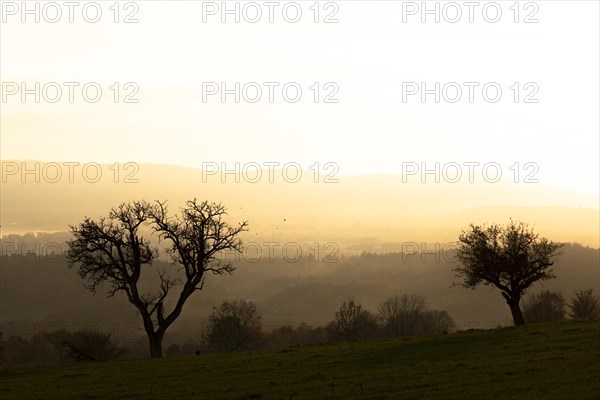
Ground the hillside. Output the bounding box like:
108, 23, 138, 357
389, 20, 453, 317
1, 320, 598, 399
1, 244, 598, 341
2, 161, 599, 247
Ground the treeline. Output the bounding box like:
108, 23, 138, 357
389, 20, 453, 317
2, 238, 598, 368
2, 243, 598, 328
523, 289, 600, 323
0, 293, 452, 368
202, 295, 455, 353
0, 329, 125, 369
2, 289, 598, 369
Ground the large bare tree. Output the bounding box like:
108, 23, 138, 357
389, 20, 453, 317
66, 199, 248, 357
454, 220, 562, 326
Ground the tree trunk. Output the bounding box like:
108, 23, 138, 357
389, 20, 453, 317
509, 302, 526, 326
502, 292, 526, 326
138, 309, 165, 358
148, 332, 164, 358
508, 298, 526, 326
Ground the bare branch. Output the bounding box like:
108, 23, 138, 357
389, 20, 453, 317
66, 198, 248, 358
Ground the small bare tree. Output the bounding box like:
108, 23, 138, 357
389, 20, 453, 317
419, 310, 455, 335
204, 300, 262, 352
568, 289, 600, 320
327, 299, 379, 341
523, 290, 566, 324
378, 294, 427, 337
67, 199, 248, 358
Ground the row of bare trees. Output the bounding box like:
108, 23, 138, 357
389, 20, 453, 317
327, 296, 455, 342
523, 289, 600, 323
201, 289, 599, 353
3, 286, 599, 367
202, 295, 455, 353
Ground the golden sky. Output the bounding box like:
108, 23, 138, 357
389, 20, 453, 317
1, 1, 599, 196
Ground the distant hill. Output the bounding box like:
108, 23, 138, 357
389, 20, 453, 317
1, 161, 598, 247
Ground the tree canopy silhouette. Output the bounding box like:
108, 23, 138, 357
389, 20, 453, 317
66, 199, 248, 357
568, 289, 600, 320
204, 300, 262, 352
454, 220, 563, 326
327, 299, 378, 341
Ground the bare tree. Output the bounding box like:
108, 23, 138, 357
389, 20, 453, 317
378, 294, 427, 337
523, 290, 566, 324
419, 310, 455, 335
204, 300, 262, 352
454, 221, 563, 326
568, 289, 600, 320
327, 299, 379, 341
379, 295, 455, 336
67, 199, 248, 357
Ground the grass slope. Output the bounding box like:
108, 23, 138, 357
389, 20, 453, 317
1, 320, 599, 400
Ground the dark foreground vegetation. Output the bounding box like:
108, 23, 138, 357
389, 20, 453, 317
1, 320, 598, 400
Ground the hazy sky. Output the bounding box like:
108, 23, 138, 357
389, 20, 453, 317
1, 1, 599, 196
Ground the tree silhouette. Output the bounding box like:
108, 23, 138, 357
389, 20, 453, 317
454, 220, 563, 326
204, 300, 263, 352
327, 299, 378, 341
378, 294, 455, 336
523, 290, 566, 323
568, 289, 600, 320
378, 294, 427, 337
66, 199, 248, 357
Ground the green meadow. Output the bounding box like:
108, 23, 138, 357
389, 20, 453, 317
1, 320, 598, 400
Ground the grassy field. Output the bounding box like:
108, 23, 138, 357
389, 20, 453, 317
1, 320, 598, 399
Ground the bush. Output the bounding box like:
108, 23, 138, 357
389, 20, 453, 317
378, 294, 455, 337
0, 334, 58, 368
165, 343, 182, 357
204, 300, 263, 352
568, 289, 600, 320
267, 322, 328, 347
419, 310, 456, 335
523, 290, 566, 323
327, 299, 379, 342
47, 329, 126, 362
0, 329, 125, 369
378, 294, 427, 337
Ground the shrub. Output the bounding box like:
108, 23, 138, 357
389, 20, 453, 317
327, 299, 379, 341
568, 289, 600, 320
523, 290, 566, 323
378, 294, 427, 337
204, 300, 263, 352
